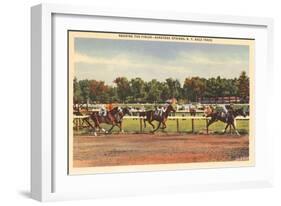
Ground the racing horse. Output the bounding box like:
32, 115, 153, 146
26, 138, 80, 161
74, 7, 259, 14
90, 107, 132, 136
139, 104, 176, 132
206, 107, 247, 136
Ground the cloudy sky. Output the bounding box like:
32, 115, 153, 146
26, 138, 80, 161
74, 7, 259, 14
74, 37, 249, 85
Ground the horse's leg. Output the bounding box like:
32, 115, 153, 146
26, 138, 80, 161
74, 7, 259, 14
152, 121, 161, 132
90, 119, 97, 136
207, 118, 216, 128
161, 120, 167, 130
232, 123, 240, 136
206, 118, 216, 134
148, 120, 155, 129
119, 122, 124, 133
107, 124, 115, 133
143, 119, 147, 128
98, 120, 107, 133
95, 117, 104, 132
106, 120, 122, 134
90, 116, 100, 136
223, 123, 229, 134
91, 123, 97, 136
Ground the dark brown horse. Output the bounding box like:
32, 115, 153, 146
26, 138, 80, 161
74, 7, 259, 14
90, 107, 132, 136
206, 107, 246, 135
139, 104, 176, 132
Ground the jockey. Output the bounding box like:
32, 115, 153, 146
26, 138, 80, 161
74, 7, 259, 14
160, 105, 167, 116
107, 102, 113, 111
155, 105, 162, 116
115, 106, 122, 122
159, 102, 169, 116
99, 104, 107, 117
221, 104, 228, 113
220, 104, 232, 122
204, 105, 213, 117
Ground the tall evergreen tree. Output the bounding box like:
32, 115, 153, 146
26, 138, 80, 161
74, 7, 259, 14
237, 71, 249, 102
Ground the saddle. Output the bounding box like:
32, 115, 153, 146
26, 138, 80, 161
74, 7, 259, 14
154, 110, 162, 119
99, 112, 114, 123
221, 112, 226, 118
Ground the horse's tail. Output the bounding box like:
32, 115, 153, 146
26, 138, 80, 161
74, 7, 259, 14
139, 111, 148, 128
139, 111, 146, 117
90, 112, 99, 127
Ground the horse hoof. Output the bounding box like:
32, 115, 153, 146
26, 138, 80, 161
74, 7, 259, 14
93, 132, 97, 136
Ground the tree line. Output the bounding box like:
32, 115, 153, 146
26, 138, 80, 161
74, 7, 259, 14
73, 71, 249, 104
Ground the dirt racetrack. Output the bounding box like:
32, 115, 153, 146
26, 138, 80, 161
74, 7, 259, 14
73, 133, 249, 168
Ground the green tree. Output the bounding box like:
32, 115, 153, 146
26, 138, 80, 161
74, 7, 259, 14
165, 78, 182, 99
89, 80, 109, 103
223, 79, 238, 97
183, 77, 206, 102
114, 77, 130, 103
107, 87, 118, 102
160, 82, 170, 102
145, 79, 162, 103
73, 77, 82, 104
237, 71, 249, 102
79, 79, 90, 104
215, 76, 224, 97
130, 77, 145, 102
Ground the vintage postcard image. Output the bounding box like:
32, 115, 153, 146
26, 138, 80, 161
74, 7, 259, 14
68, 31, 254, 175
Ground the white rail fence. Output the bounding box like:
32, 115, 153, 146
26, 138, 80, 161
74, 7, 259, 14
73, 115, 249, 133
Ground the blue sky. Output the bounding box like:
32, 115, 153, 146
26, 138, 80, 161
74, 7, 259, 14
74, 37, 249, 85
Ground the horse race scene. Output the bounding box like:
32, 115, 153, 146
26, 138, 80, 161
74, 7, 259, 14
68, 31, 254, 174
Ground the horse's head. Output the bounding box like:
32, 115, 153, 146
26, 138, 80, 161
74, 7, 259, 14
117, 106, 122, 113
203, 105, 213, 117
121, 107, 133, 116
234, 108, 247, 117
167, 104, 176, 113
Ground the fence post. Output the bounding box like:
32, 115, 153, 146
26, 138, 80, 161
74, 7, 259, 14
176, 119, 179, 132
74, 119, 77, 131
139, 118, 143, 133
191, 118, 194, 133
77, 119, 80, 131
206, 118, 208, 134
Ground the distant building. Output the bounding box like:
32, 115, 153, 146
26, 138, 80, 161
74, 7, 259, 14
198, 96, 248, 104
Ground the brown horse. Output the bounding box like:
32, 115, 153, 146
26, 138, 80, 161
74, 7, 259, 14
90, 107, 132, 136
139, 104, 176, 132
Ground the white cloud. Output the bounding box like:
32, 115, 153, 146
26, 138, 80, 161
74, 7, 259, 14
178, 51, 247, 66
74, 50, 249, 85
74, 53, 132, 67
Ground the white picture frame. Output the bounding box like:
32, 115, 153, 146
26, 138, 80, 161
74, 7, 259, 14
31, 3, 274, 202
